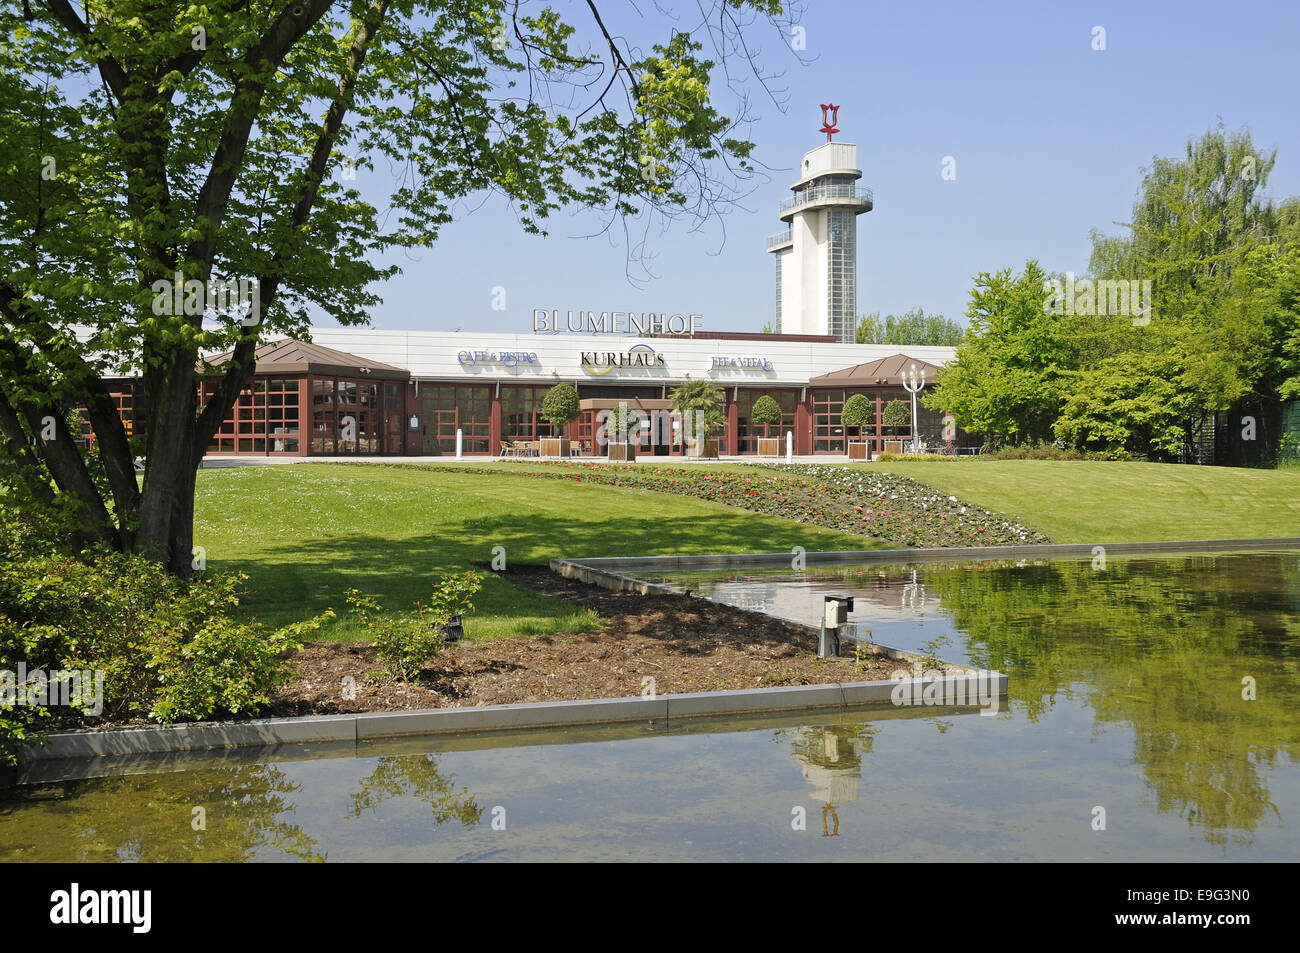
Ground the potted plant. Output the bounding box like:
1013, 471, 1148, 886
539, 382, 581, 458
670, 380, 725, 457
841, 393, 874, 459
882, 398, 911, 455
605, 403, 641, 462
750, 394, 783, 456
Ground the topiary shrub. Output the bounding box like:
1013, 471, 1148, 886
883, 399, 911, 431
540, 383, 581, 435
841, 393, 874, 437
750, 395, 783, 435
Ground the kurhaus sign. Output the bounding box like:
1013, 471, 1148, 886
534, 309, 702, 335
581, 344, 666, 375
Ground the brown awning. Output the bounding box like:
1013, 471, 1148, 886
808, 353, 944, 388
579, 397, 674, 412
200, 338, 410, 381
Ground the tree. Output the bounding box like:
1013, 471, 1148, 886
604, 403, 641, 446
882, 399, 910, 433
856, 308, 963, 346
669, 378, 725, 446
1075, 125, 1300, 458
840, 393, 872, 439
0, 0, 796, 574
750, 394, 782, 435
922, 262, 1075, 444
540, 383, 580, 435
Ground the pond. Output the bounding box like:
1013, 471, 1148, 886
2, 551, 1298, 861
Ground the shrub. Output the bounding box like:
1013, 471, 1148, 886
750, 395, 783, 434
670, 379, 726, 434
540, 383, 581, 432
604, 404, 642, 445
147, 610, 328, 723
348, 570, 484, 682
977, 440, 1136, 461
0, 541, 331, 764
882, 399, 911, 429
841, 393, 874, 435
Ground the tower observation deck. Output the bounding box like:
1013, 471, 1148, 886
768, 136, 873, 343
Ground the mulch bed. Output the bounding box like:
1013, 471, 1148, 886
264, 565, 904, 715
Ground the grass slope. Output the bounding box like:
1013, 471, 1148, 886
841, 460, 1300, 543
194, 463, 883, 640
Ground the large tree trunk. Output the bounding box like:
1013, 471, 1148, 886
136, 344, 199, 572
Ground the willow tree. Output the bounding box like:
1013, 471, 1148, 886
0, 0, 796, 574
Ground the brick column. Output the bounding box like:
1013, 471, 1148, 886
796, 395, 813, 455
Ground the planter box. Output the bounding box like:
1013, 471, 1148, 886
848, 442, 870, 460
883, 439, 905, 455
608, 443, 637, 462
686, 438, 720, 458
757, 437, 782, 456
539, 437, 571, 458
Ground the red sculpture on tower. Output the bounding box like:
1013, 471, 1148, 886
819, 104, 840, 142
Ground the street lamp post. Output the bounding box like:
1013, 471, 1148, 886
901, 364, 925, 454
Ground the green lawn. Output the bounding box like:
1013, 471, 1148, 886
193, 463, 884, 640
420, 458, 1300, 543
194, 459, 1300, 641
839, 459, 1300, 543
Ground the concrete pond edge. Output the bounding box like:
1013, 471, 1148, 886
13, 672, 1006, 771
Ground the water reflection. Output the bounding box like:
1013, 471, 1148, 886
659, 552, 1300, 845
0, 762, 326, 862
784, 724, 877, 836
1, 750, 482, 861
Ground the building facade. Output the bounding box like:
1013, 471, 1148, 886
87, 331, 961, 459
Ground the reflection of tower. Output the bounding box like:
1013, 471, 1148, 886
788, 725, 872, 836
901, 569, 926, 611
767, 109, 873, 343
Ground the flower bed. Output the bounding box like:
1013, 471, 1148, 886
389, 462, 1049, 548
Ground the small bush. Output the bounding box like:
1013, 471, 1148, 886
148, 612, 329, 723
1, 533, 331, 764
348, 570, 484, 682
977, 440, 1138, 461
882, 399, 911, 429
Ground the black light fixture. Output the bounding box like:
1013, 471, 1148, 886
439, 613, 464, 643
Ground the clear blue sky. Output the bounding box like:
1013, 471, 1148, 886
331, 0, 1300, 335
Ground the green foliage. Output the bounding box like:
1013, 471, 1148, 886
922, 261, 1073, 444
882, 399, 911, 429
0, 0, 790, 571
670, 379, 726, 433
852, 635, 875, 675
918, 635, 951, 672
978, 441, 1132, 462
750, 395, 783, 430
540, 383, 581, 430
347, 570, 483, 682
841, 393, 874, 431
605, 404, 642, 444
1053, 355, 1194, 457
0, 535, 330, 763
148, 611, 326, 724
856, 308, 964, 346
